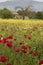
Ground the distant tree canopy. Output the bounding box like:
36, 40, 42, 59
0, 8, 43, 19
17, 9, 43, 19
0, 8, 14, 19
15, 6, 33, 19
35, 12, 43, 19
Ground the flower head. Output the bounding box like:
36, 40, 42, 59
22, 46, 27, 49
39, 60, 43, 64
22, 49, 27, 53
33, 52, 39, 56
0, 56, 7, 62
2, 38, 8, 43
29, 50, 33, 55
14, 38, 17, 41
28, 46, 32, 49
7, 41, 12, 48
7, 35, 13, 39
19, 41, 23, 45
14, 46, 20, 52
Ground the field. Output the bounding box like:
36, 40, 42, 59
0, 19, 43, 65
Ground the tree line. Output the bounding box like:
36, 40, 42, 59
0, 8, 43, 19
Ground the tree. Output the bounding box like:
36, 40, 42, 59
35, 12, 43, 19
0, 8, 14, 19
15, 5, 33, 20
15, 6, 25, 20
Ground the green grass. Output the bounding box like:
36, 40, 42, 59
0, 19, 43, 65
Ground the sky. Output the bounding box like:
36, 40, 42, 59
0, 0, 7, 2
33, 0, 43, 2
0, 0, 11, 2
0, 0, 43, 2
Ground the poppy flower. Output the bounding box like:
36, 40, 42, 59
34, 52, 39, 56
14, 46, 20, 52
2, 38, 8, 43
7, 35, 13, 39
7, 41, 12, 48
39, 60, 43, 64
14, 48, 20, 52
28, 46, 32, 49
22, 46, 27, 49
0, 56, 7, 62
14, 38, 17, 41
14, 46, 17, 49
29, 50, 33, 55
19, 41, 23, 45
22, 49, 27, 53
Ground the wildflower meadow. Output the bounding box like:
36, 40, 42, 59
0, 19, 43, 65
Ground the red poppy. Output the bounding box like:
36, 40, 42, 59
0, 56, 7, 62
14, 46, 17, 49
34, 52, 39, 56
22, 49, 27, 53
22, 46, 27, 49
19, 41, 23, 45
7, 41, 12, 48
29, 50, 33, 55
15, 48, 20, 52
7, 63, 12, 65
2, 38, 8, 43
28, 46, 32, 49
14, 46, 20, 52
14, 38, 17, 41
39, 60, 43, 64
7, 35, 13, 39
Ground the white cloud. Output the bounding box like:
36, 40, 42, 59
0, 0, 8, 2
0, 0, 43, 3
33, 0, 43, 2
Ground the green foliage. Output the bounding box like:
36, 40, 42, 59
0, 8, 43, 19
0, 8, 14, 19
17, 8, 43, 20
35, 12, 43, 19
